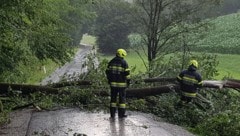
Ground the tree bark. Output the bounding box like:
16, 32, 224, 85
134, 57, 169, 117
126, 84, 179, 98
144, 77, 176, 83
1, 78, 240, 98
0, 83, 59, 95
48, 80, 92, 88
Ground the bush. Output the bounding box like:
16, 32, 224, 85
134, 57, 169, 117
194, 111, 240, 136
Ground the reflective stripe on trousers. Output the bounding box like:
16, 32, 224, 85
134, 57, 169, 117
182, 92, 197, 97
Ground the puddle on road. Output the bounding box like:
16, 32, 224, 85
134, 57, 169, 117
26, 108, 194, 136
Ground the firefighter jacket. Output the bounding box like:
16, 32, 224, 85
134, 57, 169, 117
177, 65, 203, 97
106, 56, 130, 88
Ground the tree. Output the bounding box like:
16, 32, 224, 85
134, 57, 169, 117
0, 0, 38, 74
0, 0, 94, 82
62, 0, 96, 46
132, 0, 221, 75
93, 0, 135, 54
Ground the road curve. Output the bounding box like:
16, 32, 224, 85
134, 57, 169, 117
40, 45, 94, 85
11, 44, 196, 136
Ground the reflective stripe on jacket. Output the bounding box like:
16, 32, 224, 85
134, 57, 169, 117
177, 65, 202, 94
106, 56, 130, 88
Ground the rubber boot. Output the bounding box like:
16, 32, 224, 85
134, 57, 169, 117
110, 107, 116, 118
118, 108, 127, 118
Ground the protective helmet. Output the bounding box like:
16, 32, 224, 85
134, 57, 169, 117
189, 60, 198, 68
116, 49, 127, 58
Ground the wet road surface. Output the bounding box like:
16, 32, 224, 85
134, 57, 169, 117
0, 45, 195, 136
1, 108, 195, 136
41, 45, 96, 85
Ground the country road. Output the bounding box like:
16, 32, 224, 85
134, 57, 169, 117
41, 44, 96, 85
0, 45, 195, 136
1, 108, 195, 136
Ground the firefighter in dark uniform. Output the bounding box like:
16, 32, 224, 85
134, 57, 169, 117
106, 49, 130, 118
177, 60, 203, 105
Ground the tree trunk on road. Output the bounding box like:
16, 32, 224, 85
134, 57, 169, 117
0, 83, 59, 95
48, 80, 92, 88
1, 78, 240, 97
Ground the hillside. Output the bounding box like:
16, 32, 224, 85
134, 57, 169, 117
196, 12, 240, 54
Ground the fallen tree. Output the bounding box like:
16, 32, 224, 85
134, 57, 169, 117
126, 84, 179, 98
0, 80, 91, 95
144, 77, 176, 83
0, 83, 60, 95
47, 80, 92, 88
144, 77, 240, 89
123, 78, 240, 98
1, 78, 240, 97
1, 78, 239, 112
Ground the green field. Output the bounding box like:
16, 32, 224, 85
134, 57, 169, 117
80, 12, 240, 80
81, 35, 240, 80
195, 12, 240, 54
102, 52, 240, 80
80, 34, 96, 46
216, 54, 240, 79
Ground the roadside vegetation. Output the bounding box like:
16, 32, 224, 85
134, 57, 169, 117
1, 0, 240, 136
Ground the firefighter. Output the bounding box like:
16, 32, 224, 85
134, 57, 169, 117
177, 60, 203, 105
106, 49, 130, 118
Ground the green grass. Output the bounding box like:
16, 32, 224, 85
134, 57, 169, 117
216, 54, 240, 79
102, 51, 240, 80
195, 12, 240, 54
26, 59, 59, 84
102, 50, 148, 75
26, 34, 96, 85
80, 34, 96, 46
30, 12, 240, 83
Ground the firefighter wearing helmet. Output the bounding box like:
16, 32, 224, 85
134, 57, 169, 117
177, 60, 203, 104
106, 49, 130, 118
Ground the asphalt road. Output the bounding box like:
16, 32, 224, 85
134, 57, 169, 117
41, 44, 96, 85
0, 45, 195, 136
1, 108, 195, 136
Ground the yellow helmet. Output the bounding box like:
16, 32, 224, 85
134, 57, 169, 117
189, 60, 198, 68
117, 49, 127, 58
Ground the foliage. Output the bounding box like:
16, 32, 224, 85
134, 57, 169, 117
193, 89, 240, 136
0, 0, 34, 75
1, 1, 240, 134
1, 51, 240, 136
61, 0, 96, 46
0, 0, 94, 82
128, 98, 148, 111
93, 0, 136, 54
132, 0, 221, 68
194, 12, 240, 54
148, 52, 219, 80
118, 52, 240, 135
0, 111, 9, 126
194, 111, 240, 136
